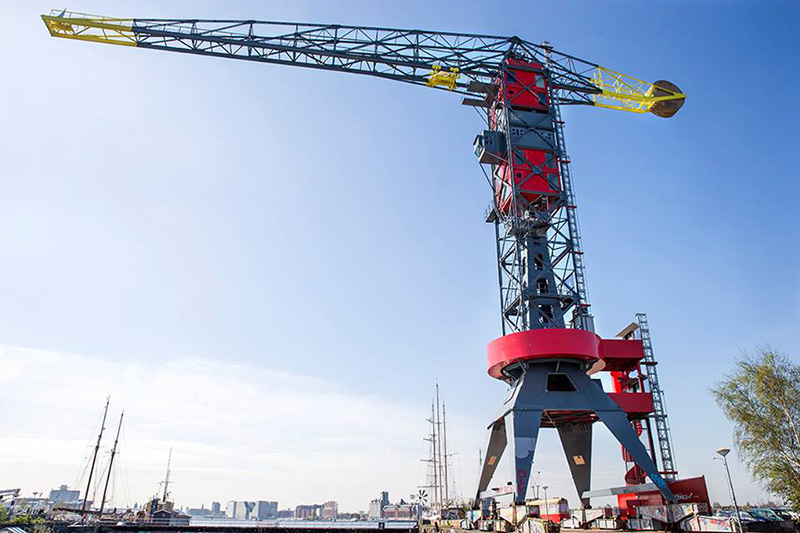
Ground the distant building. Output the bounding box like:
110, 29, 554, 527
227, 501, 255, 519
382, 503, 413, 519
276, 509, 293, 519
368, 499, 382, 520
253, 501, 278, 520
367, 491, 390, 520
186, 506, 212, 517
294, 504, 322, 520
152, 509, 191, 525
322, 501, 338, 520
49, 485, 80, 505
9, 497, 49, 515
211, 502, 221, 515
0, 489, 20, 509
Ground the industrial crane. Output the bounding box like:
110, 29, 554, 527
42, 11, 687, 510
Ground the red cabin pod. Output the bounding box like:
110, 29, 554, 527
499, 58, 550, 112
495, 148, 561, 213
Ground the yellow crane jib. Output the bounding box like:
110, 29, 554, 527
41, 11, 137, 47
427, 65, 460, 91
591, 66, 686, 118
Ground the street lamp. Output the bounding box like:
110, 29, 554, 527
542, 486, 549, 521
532, 470, 541, 499
716, 448, 743, 533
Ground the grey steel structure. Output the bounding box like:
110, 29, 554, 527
474, 361, 674, 506
472, 56, 673, 505
478, 43, 593, 335
43, 11, 685, 509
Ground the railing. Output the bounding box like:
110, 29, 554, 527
187, 519, 417, 529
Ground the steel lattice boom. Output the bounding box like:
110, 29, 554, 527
42, 11, 684, 114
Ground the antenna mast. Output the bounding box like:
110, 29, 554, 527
99, 411, 123, 516
82, 396, 110, 514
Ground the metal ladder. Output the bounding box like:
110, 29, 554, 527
637, 312, 678, 480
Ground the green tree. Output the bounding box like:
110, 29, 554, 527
712, 349, 800, 509
0, 505, 8, 522
11, 515, 51, 533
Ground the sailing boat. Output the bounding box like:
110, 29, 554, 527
58, 398, 123, 521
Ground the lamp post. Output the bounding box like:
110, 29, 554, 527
716, 448, 743, 533
542, 486, 549, 522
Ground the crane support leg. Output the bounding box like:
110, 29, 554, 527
558, 422, 593, 507
475, 419, 508, 502
505, 407, 543, 504
594, 408, 673, 500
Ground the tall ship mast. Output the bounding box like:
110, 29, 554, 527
420, 384, 452, 514
99, 411, 124, 516
82, 397, 110, 515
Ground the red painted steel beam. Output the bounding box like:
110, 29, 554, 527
487, 329, 646, 379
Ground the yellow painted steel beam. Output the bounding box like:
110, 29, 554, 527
591, 67, 686, 116
427, 65, 460, 91
41, 12, 137, 47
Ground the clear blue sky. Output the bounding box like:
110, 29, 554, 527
1, 0, 797, 511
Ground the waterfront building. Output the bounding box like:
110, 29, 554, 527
186, 506, 211, 517
226, 500, 254, 519
48, 485, 80, 505
9, 497, 49, 515
253, 501, 278, 520
368, 499, 382, 520
294, 504, 322, 520
0, 489, 20, 511
367, 491, 390, 520
322, 501, 338, 520
382, 503, 413, 519
152, 509, 191, 525
211, 501, 221, 515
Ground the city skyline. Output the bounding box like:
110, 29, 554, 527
5, 482, 413, 520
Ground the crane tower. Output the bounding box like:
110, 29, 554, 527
42, 11, 686, 508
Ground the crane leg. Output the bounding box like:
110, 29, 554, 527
505, 407, 542, 504
562, 366, 677, 503
594, 408, 675, 501
557, 422, 593, 507
475, 418, 507, 505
